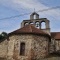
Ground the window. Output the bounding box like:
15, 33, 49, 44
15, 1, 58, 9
20, 42, 25, 56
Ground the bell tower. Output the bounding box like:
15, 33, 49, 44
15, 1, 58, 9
21, 12, 50, 35
30, 12, 39, 19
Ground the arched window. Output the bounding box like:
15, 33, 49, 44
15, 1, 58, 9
41, 21, 46, 29
20, 42, 25, 56
24, 22, 28, 26
35, 22, 40, 28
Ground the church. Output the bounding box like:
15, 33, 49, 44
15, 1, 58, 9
0, 12, 60, 60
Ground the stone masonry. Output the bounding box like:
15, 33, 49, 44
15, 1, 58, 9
0, 39, 8, 58
7, 34, 50, 60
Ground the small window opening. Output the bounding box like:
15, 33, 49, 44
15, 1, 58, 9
20, 42, 25, 56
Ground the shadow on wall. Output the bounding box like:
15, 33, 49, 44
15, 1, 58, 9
0, 57, 7, 60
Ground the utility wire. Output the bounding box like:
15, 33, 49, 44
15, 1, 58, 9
37, 6, 60, 12
0, 6, 60, 20
0, 12, 31, 20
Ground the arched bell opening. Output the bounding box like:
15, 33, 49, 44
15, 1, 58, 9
35, 21, 40, 29
41, 21, 46, 29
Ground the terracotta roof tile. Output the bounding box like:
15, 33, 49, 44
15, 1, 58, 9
9, 24, 49, 36
51, 32, 60, 40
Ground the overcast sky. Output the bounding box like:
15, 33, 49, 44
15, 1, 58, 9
0, 0, 60, 33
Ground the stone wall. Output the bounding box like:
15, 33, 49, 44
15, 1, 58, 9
0, 39, 8, 58
55, 40, 60, 51
31, 35, 49, 60
7, 34, 49, 60
49, 39, 55, 53
7, 36, 15, 60
7, 34, 33, 60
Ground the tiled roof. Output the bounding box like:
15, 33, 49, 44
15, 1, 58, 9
9, 24, 49, 36
51, 32, 60, 40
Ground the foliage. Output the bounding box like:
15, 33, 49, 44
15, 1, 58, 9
0, 32, 8, 40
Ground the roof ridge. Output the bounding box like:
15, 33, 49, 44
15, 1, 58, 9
51, 32, 60, 33
29, 25, 47, 34
30, 25, 34, 32
29, 25, 33, 32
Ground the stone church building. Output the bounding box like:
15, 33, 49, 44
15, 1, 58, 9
0, 12, 60, 60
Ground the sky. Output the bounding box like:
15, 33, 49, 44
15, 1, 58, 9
0, 0, 60, 33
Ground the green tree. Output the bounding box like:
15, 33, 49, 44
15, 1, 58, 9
0, 32, 8, 40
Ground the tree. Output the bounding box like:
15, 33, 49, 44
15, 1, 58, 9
0, 32, 8, 40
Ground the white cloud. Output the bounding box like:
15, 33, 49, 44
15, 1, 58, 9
13, 0, 47, 10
